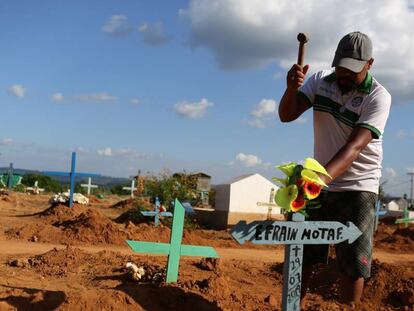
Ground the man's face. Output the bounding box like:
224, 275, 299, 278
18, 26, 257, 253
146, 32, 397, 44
335, 59, 373, 93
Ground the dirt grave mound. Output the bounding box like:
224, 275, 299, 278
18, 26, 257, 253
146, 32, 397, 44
298, 259, 414, 310
24, 247, 132, 277
0, 191, 18, 202
54, 208, 131, 245
380, 216, 398, 225
3, 246, 414, 310
110, 197, 151, 210
128, 223, 172, 243
37, 203, 89, 223
6, 205, 132, 245
87, 196, 101, 204
394, 227, 414, 240
375, 224, 414, 252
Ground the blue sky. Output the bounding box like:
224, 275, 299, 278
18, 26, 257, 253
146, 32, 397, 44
1, 0, 414, 197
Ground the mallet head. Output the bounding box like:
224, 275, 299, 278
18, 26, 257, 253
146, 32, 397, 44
297, 33, 309, 44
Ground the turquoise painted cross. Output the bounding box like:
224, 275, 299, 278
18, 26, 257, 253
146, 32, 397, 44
141, 197, 173, 227
127, 199, 218, 283
0, 163, 22, 190
395, 206, 414, 228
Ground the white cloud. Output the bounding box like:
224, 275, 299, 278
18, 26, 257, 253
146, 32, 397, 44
97, 147, 113, 157
181, 0, 414, 104
130, 98, 140, 105
76, 93, 117, 102
396, 129, 407, 139
250, 99, 277, 118
384, 167, 397, 178
236, 152, 262, 167
139, 22, 169, 46
51, 92, 63, 102
174, 98, 214, 118
8, 84, 26, 98
247, 118, 265, 128
0, 138, 13, 146
117, 149, 137, 157
76, 147, 89, 153
97, 147, 154, 159
273, 72, 283, 80
294, 116, 308, 124
103, 15, 132, 37
247, 99, 277, 128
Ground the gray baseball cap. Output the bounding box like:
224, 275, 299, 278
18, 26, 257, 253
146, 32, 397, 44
332, 31, 372, 73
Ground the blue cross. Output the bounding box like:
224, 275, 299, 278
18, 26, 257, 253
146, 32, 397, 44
141, 197, 173, 226
43, 152, 100, 208
374, 200, 387, 231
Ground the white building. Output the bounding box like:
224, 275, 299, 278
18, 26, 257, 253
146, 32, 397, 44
385, 198, 414, 218
213, 173, 283, 227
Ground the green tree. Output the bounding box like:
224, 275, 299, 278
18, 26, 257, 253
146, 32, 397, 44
144, 170, 198, 207
22, 174, 63, 193
111, 183, 129, 195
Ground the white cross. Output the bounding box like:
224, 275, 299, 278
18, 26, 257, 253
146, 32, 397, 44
80, 177, 98, 195
123, 179, 137, 198
257, 188, 278, 220
26, 181, 45, 195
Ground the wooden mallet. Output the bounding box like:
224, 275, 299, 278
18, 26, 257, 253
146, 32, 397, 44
297, 33, 309, 67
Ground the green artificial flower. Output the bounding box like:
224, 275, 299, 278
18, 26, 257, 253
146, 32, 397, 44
301, 169, 327, 187
275, 184, 298, 211
288, 164, 303, 186
272, 177, 289, 186
275, 162, 297, 177
303, 158, 332, 179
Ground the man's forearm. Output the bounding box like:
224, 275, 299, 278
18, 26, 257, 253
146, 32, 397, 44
279, 64, 309, 122
324, 144, 363, 183
322, 129, 373, 184
279, 89, 299, 122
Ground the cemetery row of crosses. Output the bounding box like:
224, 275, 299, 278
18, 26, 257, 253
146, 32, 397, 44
0, 153, 413, 310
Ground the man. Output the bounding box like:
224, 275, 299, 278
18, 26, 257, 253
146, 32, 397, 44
278, 31, 391, 306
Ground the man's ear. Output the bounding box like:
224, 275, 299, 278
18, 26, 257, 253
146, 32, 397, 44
367, 58, 374, 69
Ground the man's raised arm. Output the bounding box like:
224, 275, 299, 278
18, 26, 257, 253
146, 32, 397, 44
279, 64, 310, 122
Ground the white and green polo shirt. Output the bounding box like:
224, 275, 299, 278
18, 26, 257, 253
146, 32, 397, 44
298, 69, 391, 194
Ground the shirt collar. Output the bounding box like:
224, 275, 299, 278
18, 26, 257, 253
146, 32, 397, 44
323, 72, 373, 94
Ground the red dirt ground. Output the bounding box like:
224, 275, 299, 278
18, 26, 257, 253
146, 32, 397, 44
0, 192, 413, 310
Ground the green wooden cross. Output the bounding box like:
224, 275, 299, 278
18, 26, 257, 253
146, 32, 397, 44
395, 207, 414, 228
126, 199, 218, 283
395, 217, 414, 224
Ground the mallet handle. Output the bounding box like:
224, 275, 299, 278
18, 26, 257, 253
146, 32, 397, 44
297, 33, 309, 67
297, 43, 306, 66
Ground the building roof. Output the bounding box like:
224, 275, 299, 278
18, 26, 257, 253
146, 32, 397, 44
225, 173, 256, 184
173, 172, 211, 179
222, 173, 278, 186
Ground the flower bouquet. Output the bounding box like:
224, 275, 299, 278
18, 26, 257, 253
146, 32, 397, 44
273, 158, 331, 217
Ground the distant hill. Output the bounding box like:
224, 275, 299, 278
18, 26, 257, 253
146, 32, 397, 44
0, 166, 130, 188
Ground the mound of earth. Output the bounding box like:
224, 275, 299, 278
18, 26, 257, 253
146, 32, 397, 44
375, 223, 414, 253
110, 197, 151, 210
87, 196, 102, 204
3, 247, 413, 310
37, 203, 89, 223
5, 205, 132, 245
114, 206, 148, 224
53, 209, 131, 245
380, 216, 398, 225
